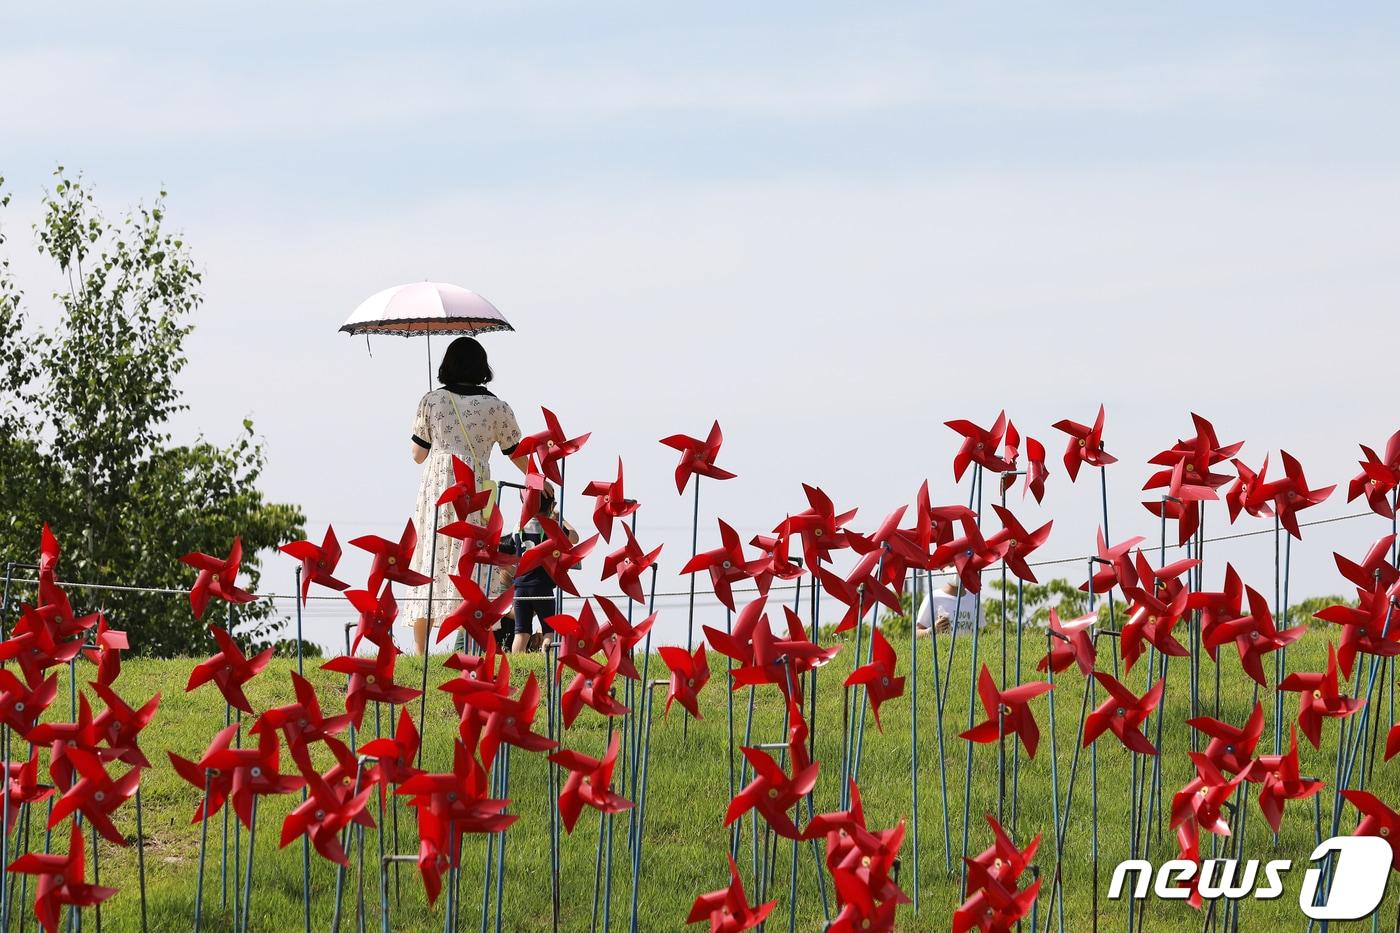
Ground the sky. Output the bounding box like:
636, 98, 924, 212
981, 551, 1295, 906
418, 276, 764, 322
4, 2, 1400, 651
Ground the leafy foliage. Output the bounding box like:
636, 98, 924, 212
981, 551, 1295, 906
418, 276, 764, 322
0, 170, 304, 656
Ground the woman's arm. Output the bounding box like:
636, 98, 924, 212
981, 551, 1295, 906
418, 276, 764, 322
411, 442, 429, 464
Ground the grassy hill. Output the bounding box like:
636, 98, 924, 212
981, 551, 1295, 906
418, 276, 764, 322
11, 627, 1399, 931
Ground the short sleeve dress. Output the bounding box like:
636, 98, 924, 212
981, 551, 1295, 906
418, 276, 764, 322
403, 387, 522, 622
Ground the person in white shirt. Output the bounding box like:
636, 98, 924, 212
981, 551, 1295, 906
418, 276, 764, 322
914, 580, 983, 636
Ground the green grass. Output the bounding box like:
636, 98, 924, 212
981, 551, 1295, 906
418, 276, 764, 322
11, 627, 1400, 931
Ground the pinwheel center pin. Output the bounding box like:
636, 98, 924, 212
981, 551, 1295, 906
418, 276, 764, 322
387, 556, 397, 565
722, 560, 732, 569
769, 788, 780, 799
999, 703, 1011, 714
1078, 439, 1086, 447
814, 529, 824, 537
1250, 632, 1260, 640
552, 550, 561, 558
13, 702, 23, 712
1383, 827, 1392, 837
1226, 744, 1235, 753
366, 675, 376, 685
881, 676, 890, 686
505, 716, 515, 726
94, 791, 105, 802
577, 639, 586, 648
861, 855, 872, 867
1115, 707, 1125, 716
475, 539, 485, 548
686, 678, 695, 687
447, 792, 457, 801
473, 610, 484, 619
314, 809, 325, 820
1313, 690, 1322, 699
251, 766, 262, 778
994, 857, 1004, 869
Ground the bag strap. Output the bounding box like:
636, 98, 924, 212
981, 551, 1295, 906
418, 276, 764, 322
445, 392, 482, 466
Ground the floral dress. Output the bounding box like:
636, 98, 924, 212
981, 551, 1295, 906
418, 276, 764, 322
403, 387, 522, 623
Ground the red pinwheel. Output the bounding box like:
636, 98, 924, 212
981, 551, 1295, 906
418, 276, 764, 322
601, 524, 662, 604
357, 707, 425, 789
1189, 563, 1246, 648
351, 519, 432, 590
961, 665, 1053, 757
1081, 528, 1145, 596
1279, 642, 1365, 748
946, 412, 1013, 482
438, 506, 514, 571
1187, 701, 1264, 776
89, 681, 160, 769
965, 814, 1040, 894
1348, 434, 1400, 518
462, 671, 558, 769
547, 601, 608, 677
186, 625, 273, 715
10, 819, 116, 933
581, 458, 640, 542
396, 741, 513, 903
278, 525, 350, 603
1038, 608, 1096, 677
436, 455, 493, 520
513, 407, 589, 484
929, 516, 1006, 595
1052, 405, 1116, 481
559, 643, 629, 728
1340, 790, 1400, 870
662, 421, 737, 494
37, 523, 61, 602
1023, 437, 1049, 502
686, 854, 776, 932
516, 516, 598, 598
0, 615, 85, 687
1249, 725, 1324, 833
1203, 584, 1304, 685
998, 421, 1021, 492
781, 484, 858, 569
180, 537, 257, 619
1, 749, 53, 833
345, 584, 399, 654
1142, 455, 1219, 546
726, 744, 820, 840
682, 519, 759, 612
804, 780, 909, 909
594, 596, 656, 680
1315, 587, 1398, 680
953, 874, 1041, 933
988, 505, 1051, 583
1118, 551, 1197, 672
1083, 673, 1165, 755
659, 643, 710, 719
1335, 535, 1400, 594
281, 761, 376, 868
843, 628, 904, 731
747, 530, 804, 590
0, 670, 58, 736
47, 747, 140, 845
27, 695, 100, 790
251, 671, 350, 767
83, 616, 128, 688
1171, 752, 1244, 837
818, 551, 901, 634
169, 723, 302, 829
1272, 451, 1335, 538
437, 573, 513, 648
440, 640, 507, 717
550, 732, 631, 833
322, 645, 422, 729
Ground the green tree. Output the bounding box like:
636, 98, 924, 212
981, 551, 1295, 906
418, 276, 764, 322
0, 170, 305, 656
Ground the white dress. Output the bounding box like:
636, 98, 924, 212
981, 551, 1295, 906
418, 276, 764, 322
403, 387, 522, 622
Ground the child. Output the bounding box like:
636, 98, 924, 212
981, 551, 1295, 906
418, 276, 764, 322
501, 489, 578, 653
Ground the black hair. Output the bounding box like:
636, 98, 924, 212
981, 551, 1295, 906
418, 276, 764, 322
438, 336, 493, 386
